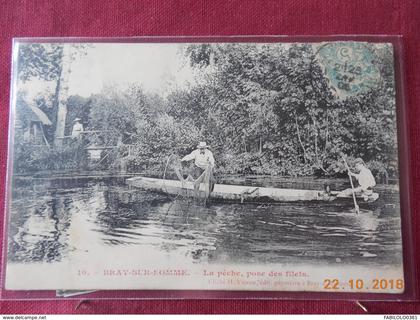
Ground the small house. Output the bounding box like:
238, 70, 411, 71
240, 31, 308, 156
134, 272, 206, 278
15, 99, 52, 146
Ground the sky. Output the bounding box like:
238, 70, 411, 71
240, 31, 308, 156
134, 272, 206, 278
18, 43, 197, 100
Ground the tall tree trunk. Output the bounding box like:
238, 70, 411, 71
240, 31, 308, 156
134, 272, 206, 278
312, 115, 327, 173
312, 116, 319, 164
54, 45, 72, 147
295, 113, 307, 163
324, 110, 329, 153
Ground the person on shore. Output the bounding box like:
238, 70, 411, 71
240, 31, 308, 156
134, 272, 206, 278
339, 158, 376, 200
71, 118, 84, 138
180, 141, 215, 196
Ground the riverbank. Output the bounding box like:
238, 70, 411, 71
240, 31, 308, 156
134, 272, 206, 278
12, 171, 400, 193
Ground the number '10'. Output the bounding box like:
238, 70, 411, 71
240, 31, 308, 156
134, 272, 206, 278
348, 279, 364, 289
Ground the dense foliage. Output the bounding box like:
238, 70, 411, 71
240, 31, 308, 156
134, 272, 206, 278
14, 43, 398, 181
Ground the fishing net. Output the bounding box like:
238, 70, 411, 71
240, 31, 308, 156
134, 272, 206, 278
161, 154, 197, 221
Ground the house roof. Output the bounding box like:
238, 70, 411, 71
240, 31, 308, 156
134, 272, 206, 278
16, 99, 52, 126
29, 105, 52, 125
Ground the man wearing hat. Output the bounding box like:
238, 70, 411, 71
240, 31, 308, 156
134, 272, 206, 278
339, 158, 376, 200
351, 158, 376, 193
181, 141, 215, 194
71, 118, 84, 138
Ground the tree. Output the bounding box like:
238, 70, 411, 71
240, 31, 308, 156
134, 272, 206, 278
17, 43, 89, 145
181, 42, 398, 177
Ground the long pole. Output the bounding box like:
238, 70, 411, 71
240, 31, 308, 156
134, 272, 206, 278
342, 156, 360, 214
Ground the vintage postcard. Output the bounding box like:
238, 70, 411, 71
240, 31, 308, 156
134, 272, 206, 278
4, 40, 405, 293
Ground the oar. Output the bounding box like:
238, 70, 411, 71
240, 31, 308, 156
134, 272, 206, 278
342, 155, 360, 214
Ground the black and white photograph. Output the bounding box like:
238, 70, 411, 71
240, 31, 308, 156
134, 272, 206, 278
5, 40, 404, 292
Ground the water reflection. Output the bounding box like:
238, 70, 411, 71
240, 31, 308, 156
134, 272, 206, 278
9, 193, 71, 262
8, 178, 403, 266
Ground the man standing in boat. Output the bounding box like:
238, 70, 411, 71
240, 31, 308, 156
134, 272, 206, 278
180, 141, 215, 197
339, 158, 377, 201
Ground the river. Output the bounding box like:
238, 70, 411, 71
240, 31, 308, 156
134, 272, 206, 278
7, 176, 403, 268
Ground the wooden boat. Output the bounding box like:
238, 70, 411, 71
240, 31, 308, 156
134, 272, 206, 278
126, 176, 380, 205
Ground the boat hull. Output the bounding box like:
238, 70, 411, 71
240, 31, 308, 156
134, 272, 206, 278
126, 176, 379, 205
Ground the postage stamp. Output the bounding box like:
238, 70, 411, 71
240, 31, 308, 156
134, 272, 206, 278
316, 42, 383, 98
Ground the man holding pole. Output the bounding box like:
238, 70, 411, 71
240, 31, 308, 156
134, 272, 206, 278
339, 158, 376, 201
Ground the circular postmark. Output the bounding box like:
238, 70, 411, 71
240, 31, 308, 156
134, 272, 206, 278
316, 42, 380, 98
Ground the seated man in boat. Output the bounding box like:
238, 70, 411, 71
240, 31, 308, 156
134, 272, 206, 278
180, 141, 215, 195
338, 158, 377, 201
